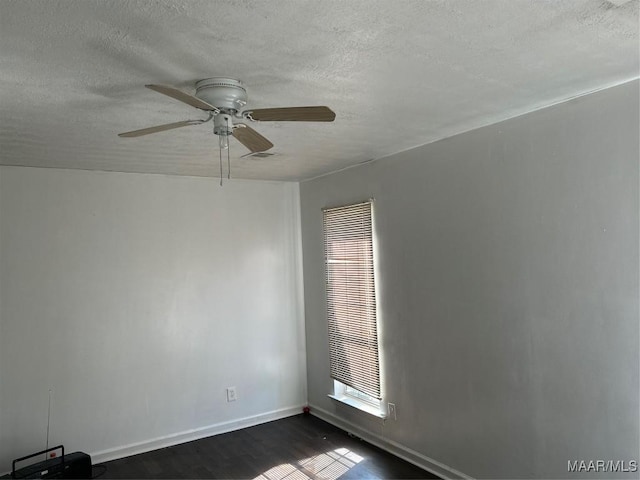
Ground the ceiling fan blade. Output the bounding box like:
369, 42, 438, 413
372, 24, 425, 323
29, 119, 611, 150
118, 120, 200, 137
145, 84, 218, 111
247, 106, 335, 122
232, 124, 274, 153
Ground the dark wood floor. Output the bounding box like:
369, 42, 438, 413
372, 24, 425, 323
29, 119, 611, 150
97, 414, 439, 479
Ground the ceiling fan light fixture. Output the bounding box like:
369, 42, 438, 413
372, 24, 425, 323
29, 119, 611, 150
213, 113, 233, 136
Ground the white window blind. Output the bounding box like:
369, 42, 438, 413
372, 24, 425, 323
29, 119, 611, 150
323, 201, 381, 400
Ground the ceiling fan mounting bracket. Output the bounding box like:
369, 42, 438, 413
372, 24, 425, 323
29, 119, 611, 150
195, 77, 247, 113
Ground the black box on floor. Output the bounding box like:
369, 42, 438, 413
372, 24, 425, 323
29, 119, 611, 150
2, 446, 91, 479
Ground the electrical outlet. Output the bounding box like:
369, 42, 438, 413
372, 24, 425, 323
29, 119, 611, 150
388, 402, 397, 420
226, 386, 237, 402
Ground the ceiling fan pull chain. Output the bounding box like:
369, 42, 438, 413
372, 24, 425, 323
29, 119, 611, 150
219, 140, 223, 186
226, 117, 231, 180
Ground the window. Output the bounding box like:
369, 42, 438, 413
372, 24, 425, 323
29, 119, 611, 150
323, 201, 382, 415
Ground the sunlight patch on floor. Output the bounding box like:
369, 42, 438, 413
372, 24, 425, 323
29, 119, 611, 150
253, 447, 364, 480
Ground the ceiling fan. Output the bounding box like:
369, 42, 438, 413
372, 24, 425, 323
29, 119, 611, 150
118, 77, 336, 157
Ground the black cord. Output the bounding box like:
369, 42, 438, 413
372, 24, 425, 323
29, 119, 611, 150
92, 464, 107, 478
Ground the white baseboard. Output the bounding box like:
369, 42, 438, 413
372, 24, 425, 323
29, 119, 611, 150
309, 403, 472, 480
90, 405, 302, 465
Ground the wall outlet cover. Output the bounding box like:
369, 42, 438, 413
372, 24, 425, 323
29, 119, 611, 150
226, 387, 237, 402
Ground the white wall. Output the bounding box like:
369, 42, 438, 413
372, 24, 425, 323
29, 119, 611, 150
300, 80, 639, 479
0, 167, 306, 470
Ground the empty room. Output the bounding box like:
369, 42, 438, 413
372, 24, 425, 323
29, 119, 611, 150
0, 1, 638, 479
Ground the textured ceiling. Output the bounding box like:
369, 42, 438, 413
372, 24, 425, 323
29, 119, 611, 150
0, 0, 638, 181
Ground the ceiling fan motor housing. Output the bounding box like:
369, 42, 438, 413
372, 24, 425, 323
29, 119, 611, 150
195, 77, 247, 113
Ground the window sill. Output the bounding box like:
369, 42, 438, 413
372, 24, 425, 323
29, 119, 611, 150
328, 394, 386, 419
